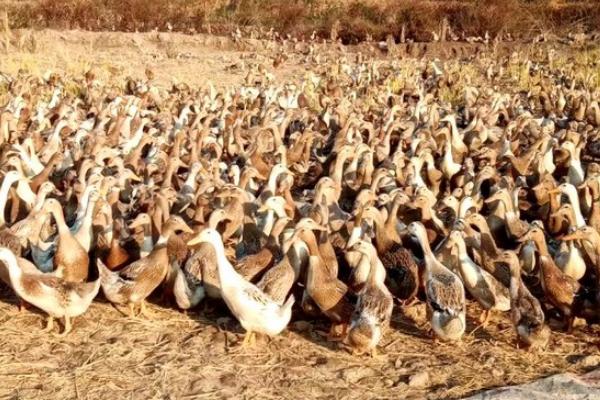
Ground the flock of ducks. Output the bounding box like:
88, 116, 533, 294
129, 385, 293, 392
2, 46, 600, 356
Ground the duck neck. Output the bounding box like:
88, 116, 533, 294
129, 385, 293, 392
385, 201, 402, 243
184, 168, 199, 189
211, 235, 238, 287
155, 227, 172, 249
32, 189, 50, 213
331, 153, 348, 193
372, 212, 392, 252
76, 186, 95, 221
419, 203, 437, 224
0, 251, 22, 286
477, 224, 500, 256
50, 206, 70, 236
266, 171, 282, 194
162, 160, 179, 189
532, 234, 550, 258
453, 235, 469, 261
79, 198, 98, 233
299, 229, 321, 258
238, 171, 253, 190
565, 190, 586, 228
0, 177, 18, 226
415, 229, 435, 267
568, 148, 584, 183
141, 222, 154, 256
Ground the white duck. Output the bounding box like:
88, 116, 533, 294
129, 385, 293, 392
0, 247, 100, 335
187, 228, 294, 346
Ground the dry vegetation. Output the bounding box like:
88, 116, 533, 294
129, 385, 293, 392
1, 285, 600, 399
4, 0, 600, 43
0, 26, 600, 398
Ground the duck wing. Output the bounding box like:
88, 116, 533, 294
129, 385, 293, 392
426, 272, 464, 316
355, 286, 393, 324
514, 283, 545, 325
236, 248, 274, 281
256, 260, 295, 304
243, 286, 272, 305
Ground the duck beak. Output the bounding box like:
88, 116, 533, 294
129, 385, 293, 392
562, 231, 583, 241
186, 235, 202, 246
128, 172, 142, 182
312, 223, 327, 232
128, 217, 145, 229
483, 193, 500, 204
180, 223, 194, 234
547, 188, 560, 195
283, 203, 294, 216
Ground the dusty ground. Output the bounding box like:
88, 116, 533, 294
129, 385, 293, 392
1, 284, 599, 400
1, 29, 599, 399
0, 29, 576, 89
0, 29, 313, 88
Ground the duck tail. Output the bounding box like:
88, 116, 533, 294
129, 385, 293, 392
97, 258, 119, 286
282, 294, 295, 312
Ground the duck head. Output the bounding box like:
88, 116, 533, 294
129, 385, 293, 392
186, 227, 221, 247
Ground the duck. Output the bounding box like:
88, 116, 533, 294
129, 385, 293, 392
464, 213, 511, 287
98, 216, 193, 317
256, 220, 307, 305
548, 182, 586, 229
128, 213, 154, 258
447, 229, 510, 326
297, 218, 354, 340
346, 240, 393, 356
172, 261, 205, 311
71, 189, 101, 252
0, 247, 100, 335
173, 208, 229, 305
520, 224, 583, 332
7, 181, 56, 249
234, 214, 291, 281
100, 218, 131, 271
45, 198, 89, 282
187, 228, 294, 346
494, 251, 550, 349
358, 202, 419, 303
407, 221, 466, 341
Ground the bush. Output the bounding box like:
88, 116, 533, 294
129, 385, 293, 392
5, 0, 600, 41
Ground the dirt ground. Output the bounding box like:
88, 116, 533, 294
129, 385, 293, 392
0, 283, 599, 400
0, 29, 599, 400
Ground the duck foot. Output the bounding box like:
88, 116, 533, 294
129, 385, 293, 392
56, 316, 72, 337
326, 323, 348, 341
240, 331, 256, 348
139, 301, 154, 318
42, 316, 54, 333
401, 298, 419, 308
479, 310, 491, 327
18, 299, 30, 312
566, 316, 574, 334
126, 303, 137, 318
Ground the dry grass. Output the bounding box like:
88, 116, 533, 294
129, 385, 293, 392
0, 282, 598, 399
3, 0, 600, 43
